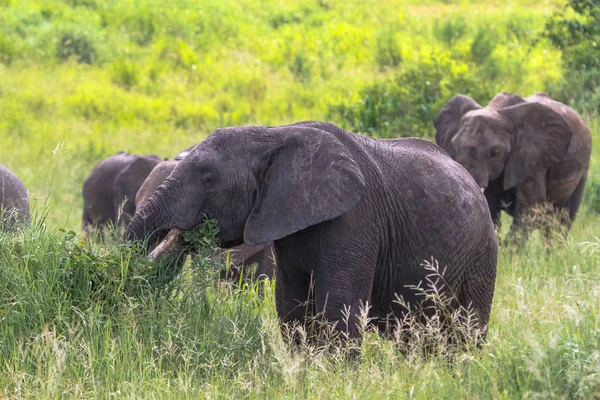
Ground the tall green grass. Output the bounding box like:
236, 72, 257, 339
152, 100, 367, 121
0, 212, 599, 398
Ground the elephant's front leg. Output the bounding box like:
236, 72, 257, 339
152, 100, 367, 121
313, 256, 376, 344
508, 172, 547, 243
274, 262, 314, 346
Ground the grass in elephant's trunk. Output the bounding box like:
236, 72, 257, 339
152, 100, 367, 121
145, 219, 227, 286
147, 219, 219, 260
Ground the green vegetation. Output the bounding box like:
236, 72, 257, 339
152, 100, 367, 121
1, 0, 599, 398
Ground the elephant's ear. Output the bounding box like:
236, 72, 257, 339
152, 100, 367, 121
434, 95, 481, 157
486, 92, 525, 109
244, 127, 366, 245
500, 102, 573, 190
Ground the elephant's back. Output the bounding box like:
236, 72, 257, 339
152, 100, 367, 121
82, 152, 137, 217
392, 138, 493, 254
384, 138, 486, 206
0, 164, 30, 223
114, 156, 162, 205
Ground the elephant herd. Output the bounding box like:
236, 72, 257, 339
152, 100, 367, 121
0, 92, 591, 349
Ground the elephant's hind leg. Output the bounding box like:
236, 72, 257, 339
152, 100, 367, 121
457, 274, 496, 345
564, 174, 588, 225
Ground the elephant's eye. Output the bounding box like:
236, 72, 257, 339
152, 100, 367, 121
201, 171, 216, 188
489, 148, 500, 158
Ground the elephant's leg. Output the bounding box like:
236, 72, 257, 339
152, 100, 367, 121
457, 273, 496, 344
274, 263, 313, 345
484, 179, 504, 229
486, 194, 502, 230
507, 173, 547, 243
313, 254, 376, 343
564, 174, 588, 225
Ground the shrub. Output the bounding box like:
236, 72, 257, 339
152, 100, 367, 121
289, 50, 313, 82
375, 24, 403, 70
583, 167, 600, 214
55, 29, 96, 64
111, 58, 139, 90
328, 56, 497, 138
470, 28, 498, 65
433, 15, 468, 50
66, 0, 97, 8
543, 0, 600, 113
0, 33, 16, 65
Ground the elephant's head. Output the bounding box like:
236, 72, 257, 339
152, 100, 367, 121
435, 93, 574, 190
124, 122, 366, 258
135, 160, 179, 209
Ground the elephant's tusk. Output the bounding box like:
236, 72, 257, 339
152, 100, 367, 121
147, 228, 182, 262
480, 187, 485, 193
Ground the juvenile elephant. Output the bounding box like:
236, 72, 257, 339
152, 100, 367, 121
82, 151, 162, 238
125, 121, 497, 344
0, 164, 30, 230
135, 158, 276, 281
435, 92, 592, 238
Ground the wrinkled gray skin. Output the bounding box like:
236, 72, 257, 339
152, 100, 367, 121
82, 151, 162, 238
135, 159, 276, 280
125, 121, 497, 342
0, 164, 30, 230
435, 92, 592, 238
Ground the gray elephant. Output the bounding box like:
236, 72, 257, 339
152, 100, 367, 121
134, 158, 276, 282
435, 92, 592, 238
82, 151, 162, 238
0, 164, 30, 230
124, 121, 497, 344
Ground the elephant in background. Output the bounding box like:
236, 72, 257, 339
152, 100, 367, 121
0, 164, 30, 230
435, 92, 592, 238
82, 151, 162, 238
134, 157, 276, 282
125, 121, 497, 345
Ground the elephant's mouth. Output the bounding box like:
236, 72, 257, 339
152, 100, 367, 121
146, 226, 243, 261
147, 228, 183, 261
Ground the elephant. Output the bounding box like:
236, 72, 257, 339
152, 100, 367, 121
0, 164, 30, 230
134, 158, 276, 282
435, 92, 592, 239
82, 151, 162, 238
124, 121, 497, 345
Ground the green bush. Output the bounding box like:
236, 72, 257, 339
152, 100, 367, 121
328, 56, 497, 138
56, 29, 97, 64
544, 0, 600, 114
0, 33, 17, 65
111, 58, 139, 90
375, 24, 403, 70
470, 28, 498, 65
433, 15, 468, 50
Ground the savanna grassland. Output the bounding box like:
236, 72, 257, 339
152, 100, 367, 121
1, 0, 600, 398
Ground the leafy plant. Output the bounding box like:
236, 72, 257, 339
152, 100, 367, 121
111, 58, 139, 90
543, 0, 600, 113
433, 15, 468, 50
329, 56, 496, 138
375, 24, 403, 70
55, 29, 97, 64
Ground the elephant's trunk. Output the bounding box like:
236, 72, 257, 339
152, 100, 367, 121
124, 177, 190, 262
124, 198, 168, 252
